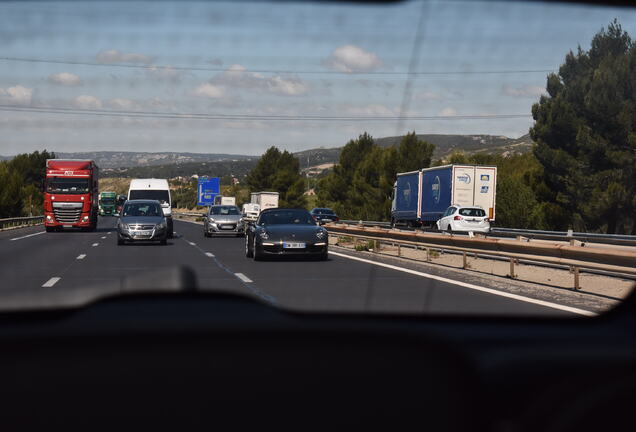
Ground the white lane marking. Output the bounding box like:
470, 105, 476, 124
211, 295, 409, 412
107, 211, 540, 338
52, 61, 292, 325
92, 243, 99, 247
328, 251, 596, 317
10, 231, 45, 241
235, 273, 253, 283
107, 232, 112, 235
101, 236, 106, 239
42, 277, 61, 287
76, 254, 86, 260
189, 241, 196, 246
205, 252, 215, 258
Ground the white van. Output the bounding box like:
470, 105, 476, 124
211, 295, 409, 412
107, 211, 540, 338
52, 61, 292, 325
128, 178, 173, 237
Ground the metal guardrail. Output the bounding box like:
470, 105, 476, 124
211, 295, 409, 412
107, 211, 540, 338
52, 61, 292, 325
325, 224, 636, 290
0, 216, 44, 230
337, 220, 636, 247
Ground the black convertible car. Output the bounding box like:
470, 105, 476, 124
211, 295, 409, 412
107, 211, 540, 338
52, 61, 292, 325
245, 208, 328, 260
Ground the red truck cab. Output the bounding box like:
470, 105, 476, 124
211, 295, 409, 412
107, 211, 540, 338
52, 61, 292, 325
44, 160, 99, 232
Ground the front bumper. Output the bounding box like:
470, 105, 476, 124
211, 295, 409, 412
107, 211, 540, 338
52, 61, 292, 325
206, 222, 244, 235
44, 213, 92, 228
118, 226, 167, 241
257, 240, 328, 255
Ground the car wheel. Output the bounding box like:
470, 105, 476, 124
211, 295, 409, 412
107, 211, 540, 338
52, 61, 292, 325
253, 237, 263, 261
117, 238, 125, 245
45, 226, 55, 233
447, 225, 453, 235
160, 238, 167, 245
245, 234, 253, 258
390, 218, 396, 229
319, 251, 328, 261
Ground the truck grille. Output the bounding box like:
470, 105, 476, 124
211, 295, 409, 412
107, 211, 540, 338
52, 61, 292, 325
52, 202, 83, 223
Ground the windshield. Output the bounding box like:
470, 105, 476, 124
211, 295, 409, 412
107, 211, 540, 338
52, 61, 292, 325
122, 202, 163, 217
210, 206, 240, 216
129, 190, 170, 204
0, 0, 634, 317
46, 178, 90, 194
259, 210, 315, 226
459, 208, 485, 217
100, 198, 115, 205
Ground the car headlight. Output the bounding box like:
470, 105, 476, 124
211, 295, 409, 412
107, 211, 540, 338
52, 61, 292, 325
259, 231, 269, 240
156, 221, 166, 229
208, 217, 215, 223
316, 229, 327, 239
119, 223, 129, 230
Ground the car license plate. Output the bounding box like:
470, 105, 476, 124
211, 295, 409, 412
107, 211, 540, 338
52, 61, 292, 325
63, 225, 73, 228
322, 218, 332, 222
132, 230, 152, 236
283, 242, 305, 249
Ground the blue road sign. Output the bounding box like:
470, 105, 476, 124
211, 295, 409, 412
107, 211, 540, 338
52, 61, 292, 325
197, 177, 220, 206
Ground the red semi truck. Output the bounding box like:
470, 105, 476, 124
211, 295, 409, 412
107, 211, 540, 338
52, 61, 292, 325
44, 159, 99, 232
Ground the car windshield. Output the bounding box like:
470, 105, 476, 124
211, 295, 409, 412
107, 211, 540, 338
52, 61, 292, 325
1, 0, 634, 317
459, 208, 485, 217
122, 203, 163, 217
100, 198, 115, 205
259, 210, 315, 225
129, 190, 169, 204
46, 178, 90, 194
210, 206, 240, 216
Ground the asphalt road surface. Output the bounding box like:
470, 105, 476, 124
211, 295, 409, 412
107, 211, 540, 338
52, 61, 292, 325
0, 217, 588, 316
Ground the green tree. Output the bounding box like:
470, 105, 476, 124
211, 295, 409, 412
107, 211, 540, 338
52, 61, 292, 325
245, 146, 306, 208
530, 19, 636, 233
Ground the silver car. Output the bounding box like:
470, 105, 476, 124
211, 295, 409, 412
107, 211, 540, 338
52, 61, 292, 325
204, 205, 245, 237
117, 200, 168, 245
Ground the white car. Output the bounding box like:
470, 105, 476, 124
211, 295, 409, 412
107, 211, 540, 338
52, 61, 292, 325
436, 205, 490, 234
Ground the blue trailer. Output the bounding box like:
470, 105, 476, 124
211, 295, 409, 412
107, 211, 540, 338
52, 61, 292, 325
390, 165, 497, 227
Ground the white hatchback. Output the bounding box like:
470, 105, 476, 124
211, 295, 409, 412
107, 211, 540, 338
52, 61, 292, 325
436, 205, 491, 234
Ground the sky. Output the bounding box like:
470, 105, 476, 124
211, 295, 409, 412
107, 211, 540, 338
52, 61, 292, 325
1, 0, 635, 156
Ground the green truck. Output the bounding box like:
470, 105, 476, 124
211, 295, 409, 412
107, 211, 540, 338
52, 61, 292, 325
98, 191, 118, 216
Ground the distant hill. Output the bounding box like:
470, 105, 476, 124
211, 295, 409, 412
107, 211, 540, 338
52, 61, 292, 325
374, 133, 534, 160
54, 151, 254, 169
3, 133, 534, 179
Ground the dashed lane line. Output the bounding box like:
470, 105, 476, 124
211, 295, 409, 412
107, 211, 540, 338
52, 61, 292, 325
188, 241, 196, 246
205, 252, 215, 257
101, 236, 106, 239
10, 231, 45, 241
76, 254, 86, 260
92, 243, 99, 247
328, 250, 596, 317
42, 277, 61, 288
234, 273, 253, 283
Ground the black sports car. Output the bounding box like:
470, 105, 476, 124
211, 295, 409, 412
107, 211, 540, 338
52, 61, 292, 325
309, 207, 340, 225
245, 208, 328, 260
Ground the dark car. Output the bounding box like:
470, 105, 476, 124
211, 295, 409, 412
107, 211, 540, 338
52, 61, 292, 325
309, 208, 340, 225
117, 200, 168, 245
245, 208, 328, 260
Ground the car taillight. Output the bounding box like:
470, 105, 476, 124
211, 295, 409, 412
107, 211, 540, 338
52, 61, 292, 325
335, 217, 339, 222
454, 215, 462, 220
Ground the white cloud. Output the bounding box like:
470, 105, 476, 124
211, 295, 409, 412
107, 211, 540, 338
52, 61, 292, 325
344, 104, 394, 116
193, 83, 225, 99
440, 107, 457, 116
503, 85, 545, 98
146, 65, 184, 83
74, 95, 102, 109
324, 45, 383, 73
211, 64, 309, 96
96, 49, 153, 64
107, 98, 139, 110
48, 72, 82, 86
0, 85, 33, 105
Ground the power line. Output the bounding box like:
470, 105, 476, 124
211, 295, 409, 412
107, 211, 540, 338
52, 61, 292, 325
0, 104, 531, 121
0, 56, 555, 76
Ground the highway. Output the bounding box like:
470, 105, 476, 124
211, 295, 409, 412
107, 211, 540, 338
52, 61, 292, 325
0, 217, 590, 316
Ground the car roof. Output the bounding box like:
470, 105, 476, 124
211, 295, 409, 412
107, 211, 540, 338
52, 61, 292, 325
124, 199, 162, 204
128, 178, 169, 189
260, 208, 308, 213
